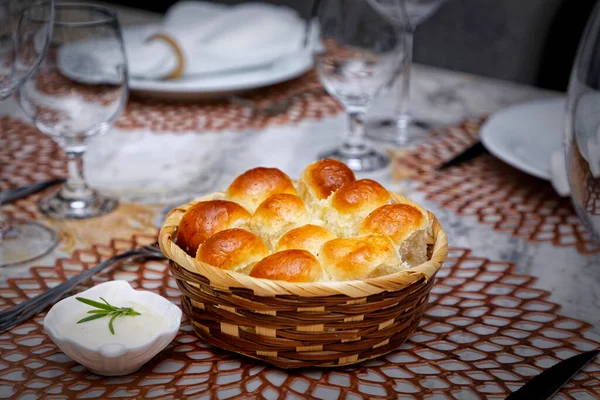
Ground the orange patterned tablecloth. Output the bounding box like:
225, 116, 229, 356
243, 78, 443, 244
0, 235, 599, 399
3, 91, 600, 399
391, 118, 600, 255
32, 69, 341, 134
118, 75, 342, 133
0, 118, 65, 193
1, 117, 160, 256
2, 68, 342, 250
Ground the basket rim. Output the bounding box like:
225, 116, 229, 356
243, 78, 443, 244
159, 192, 448, 297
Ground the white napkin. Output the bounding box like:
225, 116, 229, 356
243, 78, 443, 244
126, 1, 307, 80
551, 151, 570, 197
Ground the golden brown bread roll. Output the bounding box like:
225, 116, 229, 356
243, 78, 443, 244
176, 200, 251, 256
276, 224, 337, 257
298, 158, 356, 203
176, 160, 433, 282
249, 249, 323, 282
225, 167, 297, 213
319, 234, 402, 281
249, 194, 309, 247
196, 228, 268, 273
325, 179, 391, 236
359, 204, 429, 266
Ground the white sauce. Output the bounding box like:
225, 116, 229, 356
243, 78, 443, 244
59, 300, 169, 348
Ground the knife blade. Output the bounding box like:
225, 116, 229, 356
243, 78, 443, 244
505, 349, 599, 400
437, 141, 487, 170
0, 178, 65, 204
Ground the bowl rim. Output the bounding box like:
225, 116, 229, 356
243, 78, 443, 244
159, 192, 448, 298
43, 280, 182, 354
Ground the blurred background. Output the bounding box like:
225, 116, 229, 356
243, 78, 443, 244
101, 0, 596, 92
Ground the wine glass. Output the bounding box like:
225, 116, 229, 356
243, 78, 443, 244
314, 0, 404, 172
0, 0, 54, 97
365, 0, 447, 145
17, 3, 128, 219
0, 0, 56, 267
565, 0, 600, 241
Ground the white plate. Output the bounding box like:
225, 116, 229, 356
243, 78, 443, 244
480, 97, 566, 181
125, 25, 313, 100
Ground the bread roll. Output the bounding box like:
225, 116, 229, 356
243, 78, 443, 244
298, 158, 356, 204
325, 179, 391, 236
176, 200, 251, 256
249, 249, 323, 282
359, 204, 429, 266
319, 234, 402, 281
276, 224, 337, 257
225, 167, 297, 213
250, 194, 309, 247
175, 160, 434, 282
196, 228, 268, 273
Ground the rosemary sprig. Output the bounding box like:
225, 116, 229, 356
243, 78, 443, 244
76, 296, 141, 335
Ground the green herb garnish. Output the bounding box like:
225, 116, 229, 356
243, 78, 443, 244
76, 297, 141, 335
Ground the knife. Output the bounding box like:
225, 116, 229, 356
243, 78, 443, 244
505, 349, 599, 400
437, 141, 487, 170
0, 178, 65, 204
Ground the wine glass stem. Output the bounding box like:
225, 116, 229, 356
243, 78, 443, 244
395, 28, 414, 144
63, 150, 92, 199
344, 111, 367, 155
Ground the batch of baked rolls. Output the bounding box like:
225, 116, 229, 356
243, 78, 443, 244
175, 159, 433, 282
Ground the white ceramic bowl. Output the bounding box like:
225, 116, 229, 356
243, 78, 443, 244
44, 280, 182, 376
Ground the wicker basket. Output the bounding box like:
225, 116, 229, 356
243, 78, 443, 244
159, 192, 448, 368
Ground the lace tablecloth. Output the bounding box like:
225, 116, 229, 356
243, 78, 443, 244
2, 51, 599, 398
1, 235, 599, 399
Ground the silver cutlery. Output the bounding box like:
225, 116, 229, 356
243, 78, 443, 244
506, 349, 599, 399
437, 141, 487, 170
0, 178, 66, 204
0, 243, 165, 333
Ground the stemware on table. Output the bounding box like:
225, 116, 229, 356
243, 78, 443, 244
0, 0, 56, 267
0, 0, 54, 97
365, 0, 446, 146
565, 0, 600, 242
313, 0, 404, 172
17, 3, 128, 220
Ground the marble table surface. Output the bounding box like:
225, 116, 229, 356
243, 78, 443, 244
3, 2, 598, 344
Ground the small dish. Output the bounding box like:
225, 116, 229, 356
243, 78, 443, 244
44, 280, 181, 376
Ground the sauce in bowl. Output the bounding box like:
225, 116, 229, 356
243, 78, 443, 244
59, 301, 170, 348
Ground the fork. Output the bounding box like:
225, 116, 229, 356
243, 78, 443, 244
0, 244, 165, 333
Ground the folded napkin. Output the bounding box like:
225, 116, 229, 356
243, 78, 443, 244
127, 1, 307, 80
551, 151, 570, 197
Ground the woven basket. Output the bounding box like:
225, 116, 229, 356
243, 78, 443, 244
159, 192, 448, 368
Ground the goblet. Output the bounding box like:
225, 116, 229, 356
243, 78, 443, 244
314, 0, 404, 172
565, 0, 600, 241
0, 0, 56, 267
17, 3, 128, 219
366, 0, 447, 145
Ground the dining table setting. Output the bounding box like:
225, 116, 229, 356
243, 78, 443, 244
2, 0, 600, 399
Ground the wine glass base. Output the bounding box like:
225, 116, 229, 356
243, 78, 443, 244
319, 147, 389, 172
39, 189, 118, 220
0, 221, 59, 266
366, 118, 436, 146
